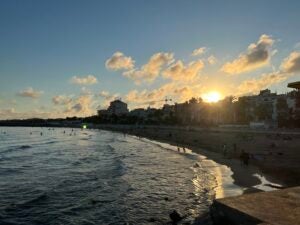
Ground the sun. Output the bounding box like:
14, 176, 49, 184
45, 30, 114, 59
202, 91, 222, 103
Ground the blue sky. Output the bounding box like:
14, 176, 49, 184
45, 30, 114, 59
0, 0, 300, 119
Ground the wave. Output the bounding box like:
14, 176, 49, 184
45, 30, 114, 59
0, 145, 32, 155
4, 193, 49, 212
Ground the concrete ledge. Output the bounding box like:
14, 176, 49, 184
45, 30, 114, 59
211, 187, 300, 225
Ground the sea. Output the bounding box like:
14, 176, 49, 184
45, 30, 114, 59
0, 127, 243, 225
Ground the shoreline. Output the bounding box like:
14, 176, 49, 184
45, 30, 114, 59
98, 125, 299, 192
122, 130, 283, 198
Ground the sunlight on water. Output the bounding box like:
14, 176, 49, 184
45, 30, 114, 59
0, 127, 222, 225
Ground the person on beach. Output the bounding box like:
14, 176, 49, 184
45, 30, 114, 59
240, 150, 250, 166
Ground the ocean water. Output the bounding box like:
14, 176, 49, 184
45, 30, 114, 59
0, 127, 222, 225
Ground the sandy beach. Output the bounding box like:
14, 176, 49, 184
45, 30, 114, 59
99, 125, 300, 191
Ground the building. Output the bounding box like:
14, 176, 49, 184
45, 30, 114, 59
107, 99, 129, 115
288, 81, 300, 90
129, 108, 147, 118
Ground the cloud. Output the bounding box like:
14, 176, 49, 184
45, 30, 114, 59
221, 34, 275, 75
70, 75, 98, 85
98, 91, 110, 98
207, 55, 217, 65
191, 47, 206, 56
123, 52, 174, 84
105, 52, 135, 70
80, 87, 93, 95
52, 95, 73, 105
236, 71, 288, 95
236, 50, 300, 95
280, 51, 300, 73
97, 90, 119, 107
125, 80, 204, 109
17, 87, 43, 98
162, 60, 204, 81
64, 95, 94, 116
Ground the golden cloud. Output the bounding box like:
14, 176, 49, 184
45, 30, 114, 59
162, 60, 204, 81
123, 52, 174, 84
221, 34, 274, 75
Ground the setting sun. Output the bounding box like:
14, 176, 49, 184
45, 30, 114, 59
202, 91, 222, 103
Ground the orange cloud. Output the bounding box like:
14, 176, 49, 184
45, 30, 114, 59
281, 51, 300, 73
162, 60, 204, 81
123, 52, 174, 84
221, 34, 274, 75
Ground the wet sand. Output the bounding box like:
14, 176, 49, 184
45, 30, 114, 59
100, 125, 300, 191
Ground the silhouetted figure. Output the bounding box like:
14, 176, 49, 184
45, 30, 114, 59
169, 210, 182, 224
177, 147, 180, 152
63, 130, 66, 134
240, 150, 250, 166
40, 132, 43, 136
183, 147, 186, 153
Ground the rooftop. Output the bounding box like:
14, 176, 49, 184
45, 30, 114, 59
288, 81, 300, 89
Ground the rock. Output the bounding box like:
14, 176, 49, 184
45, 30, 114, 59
164, 197, 169, 201
169, 210, 182, 224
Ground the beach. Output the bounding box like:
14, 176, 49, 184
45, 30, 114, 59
99, 125, 300, 190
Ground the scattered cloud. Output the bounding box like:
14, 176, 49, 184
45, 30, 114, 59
98, 91, 110, 98
80, 87, 93, 95
221, 34, 275, 75
236, 50, 300, 96
52, 95, 73, 105
125, 80, 204, 109
191, 47, 206, 56
64, 95, 94, 116
236, 71, 288, 95
280, 51, 300, 73
123, 52, 174, 84
98, 90, 119, 107
17, 87, 43, 98
105, 52, 135, 70
162, 60, 204, 81
70, 75, 98, 85
207, 55, 217, 65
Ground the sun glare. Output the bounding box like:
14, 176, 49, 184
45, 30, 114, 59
202, 91, 222, 103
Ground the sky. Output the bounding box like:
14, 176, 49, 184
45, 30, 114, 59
0, 0, 300, 119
